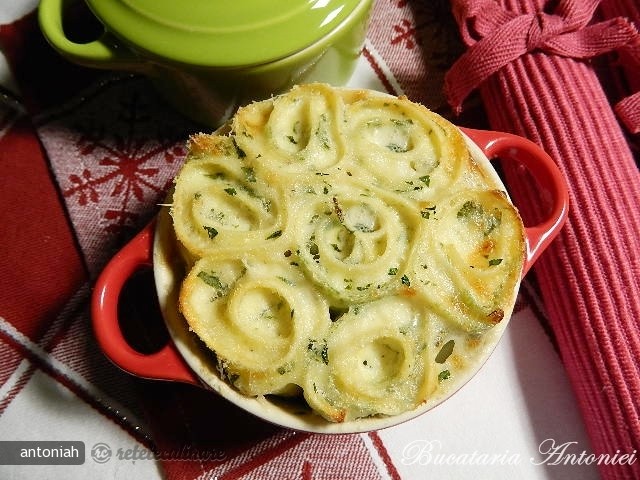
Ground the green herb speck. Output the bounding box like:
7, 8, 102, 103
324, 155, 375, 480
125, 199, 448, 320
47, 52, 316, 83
308, 339, 329, 365
387, 143, 408, 153
196, 271, 227, 293
232, 138, 246, 158
242, 167, 256, 182
435, 339, 455, 364
203, 225, 218, 239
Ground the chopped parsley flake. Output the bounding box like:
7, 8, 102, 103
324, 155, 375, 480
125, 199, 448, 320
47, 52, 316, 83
224, 187, 237, 196
266, 230, 282, 240
387, 143, 408, 153
309, 242, 320, 256
435, 339, 455, 364
438, 370, 451, 382
205, 172, 226, 180
241, 167, 256, 182
457, 200, 481, 219
315, 114, 331, 149
308, 339, 329, 365
203, 225, 218, 239
421, 205, 437, 219
232, 138, 246, 158
276, 276, 295, 286
388, 267, 398, 275
277, 362, 293, 375
401, 274, 411, 286
457, 200, 502, 235
196, 271, 228, 294
391, 118, 413, 127
489, 258, 503, 266
353, 223, 374, 233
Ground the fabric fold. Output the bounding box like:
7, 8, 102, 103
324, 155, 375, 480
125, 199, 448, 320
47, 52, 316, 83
445, 0, 640, 114
599, 0, 640, 134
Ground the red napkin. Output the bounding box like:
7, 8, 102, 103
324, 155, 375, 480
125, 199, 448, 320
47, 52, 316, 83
445, 1, 640, 479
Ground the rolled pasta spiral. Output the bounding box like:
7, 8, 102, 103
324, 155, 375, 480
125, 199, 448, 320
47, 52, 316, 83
232, 83, 345, 173
292, 181, 417, 305
411, 190, 525, 333
344, 95, 469, 200
180, 256, 330, 396
171, 134, 284, 257
303, 296, 437, 422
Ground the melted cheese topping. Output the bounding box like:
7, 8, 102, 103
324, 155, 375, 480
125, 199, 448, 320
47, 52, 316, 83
170, 84, 525, 423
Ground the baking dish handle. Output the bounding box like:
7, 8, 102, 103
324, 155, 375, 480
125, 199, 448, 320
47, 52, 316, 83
91, 221, 200, 385
461, 128, 569, 276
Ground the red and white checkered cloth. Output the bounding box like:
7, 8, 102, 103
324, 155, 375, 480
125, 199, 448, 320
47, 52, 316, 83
1, 0, 635, 478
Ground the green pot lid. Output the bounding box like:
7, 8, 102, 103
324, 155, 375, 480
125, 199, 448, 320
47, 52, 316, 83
85, 0, 368, 67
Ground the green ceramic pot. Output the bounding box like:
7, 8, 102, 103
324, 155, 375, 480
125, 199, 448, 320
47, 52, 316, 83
38, 0, 373, 126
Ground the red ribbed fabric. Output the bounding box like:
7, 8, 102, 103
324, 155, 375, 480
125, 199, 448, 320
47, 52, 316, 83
446, 1, 640, 479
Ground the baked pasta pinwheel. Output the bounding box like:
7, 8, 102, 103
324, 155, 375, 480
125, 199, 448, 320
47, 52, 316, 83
179, 255, 330, 396
171, 134, 284, 259
291, 180, 417, 306
303, 296, 437, 422
344, 93, 469, 201
169, 83, 526, 423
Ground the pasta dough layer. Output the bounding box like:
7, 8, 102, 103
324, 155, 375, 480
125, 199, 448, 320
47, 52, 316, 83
170, 84, 526, 423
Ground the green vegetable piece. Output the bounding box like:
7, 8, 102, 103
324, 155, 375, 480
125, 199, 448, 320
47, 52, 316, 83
241, 167, 256, 182
203, 225, 218, 239
435, 339, 455, 364
308, 339, 329, 365
196, 271, 227, 293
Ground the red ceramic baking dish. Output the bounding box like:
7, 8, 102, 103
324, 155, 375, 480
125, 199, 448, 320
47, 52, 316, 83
91, 126, 569, 434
